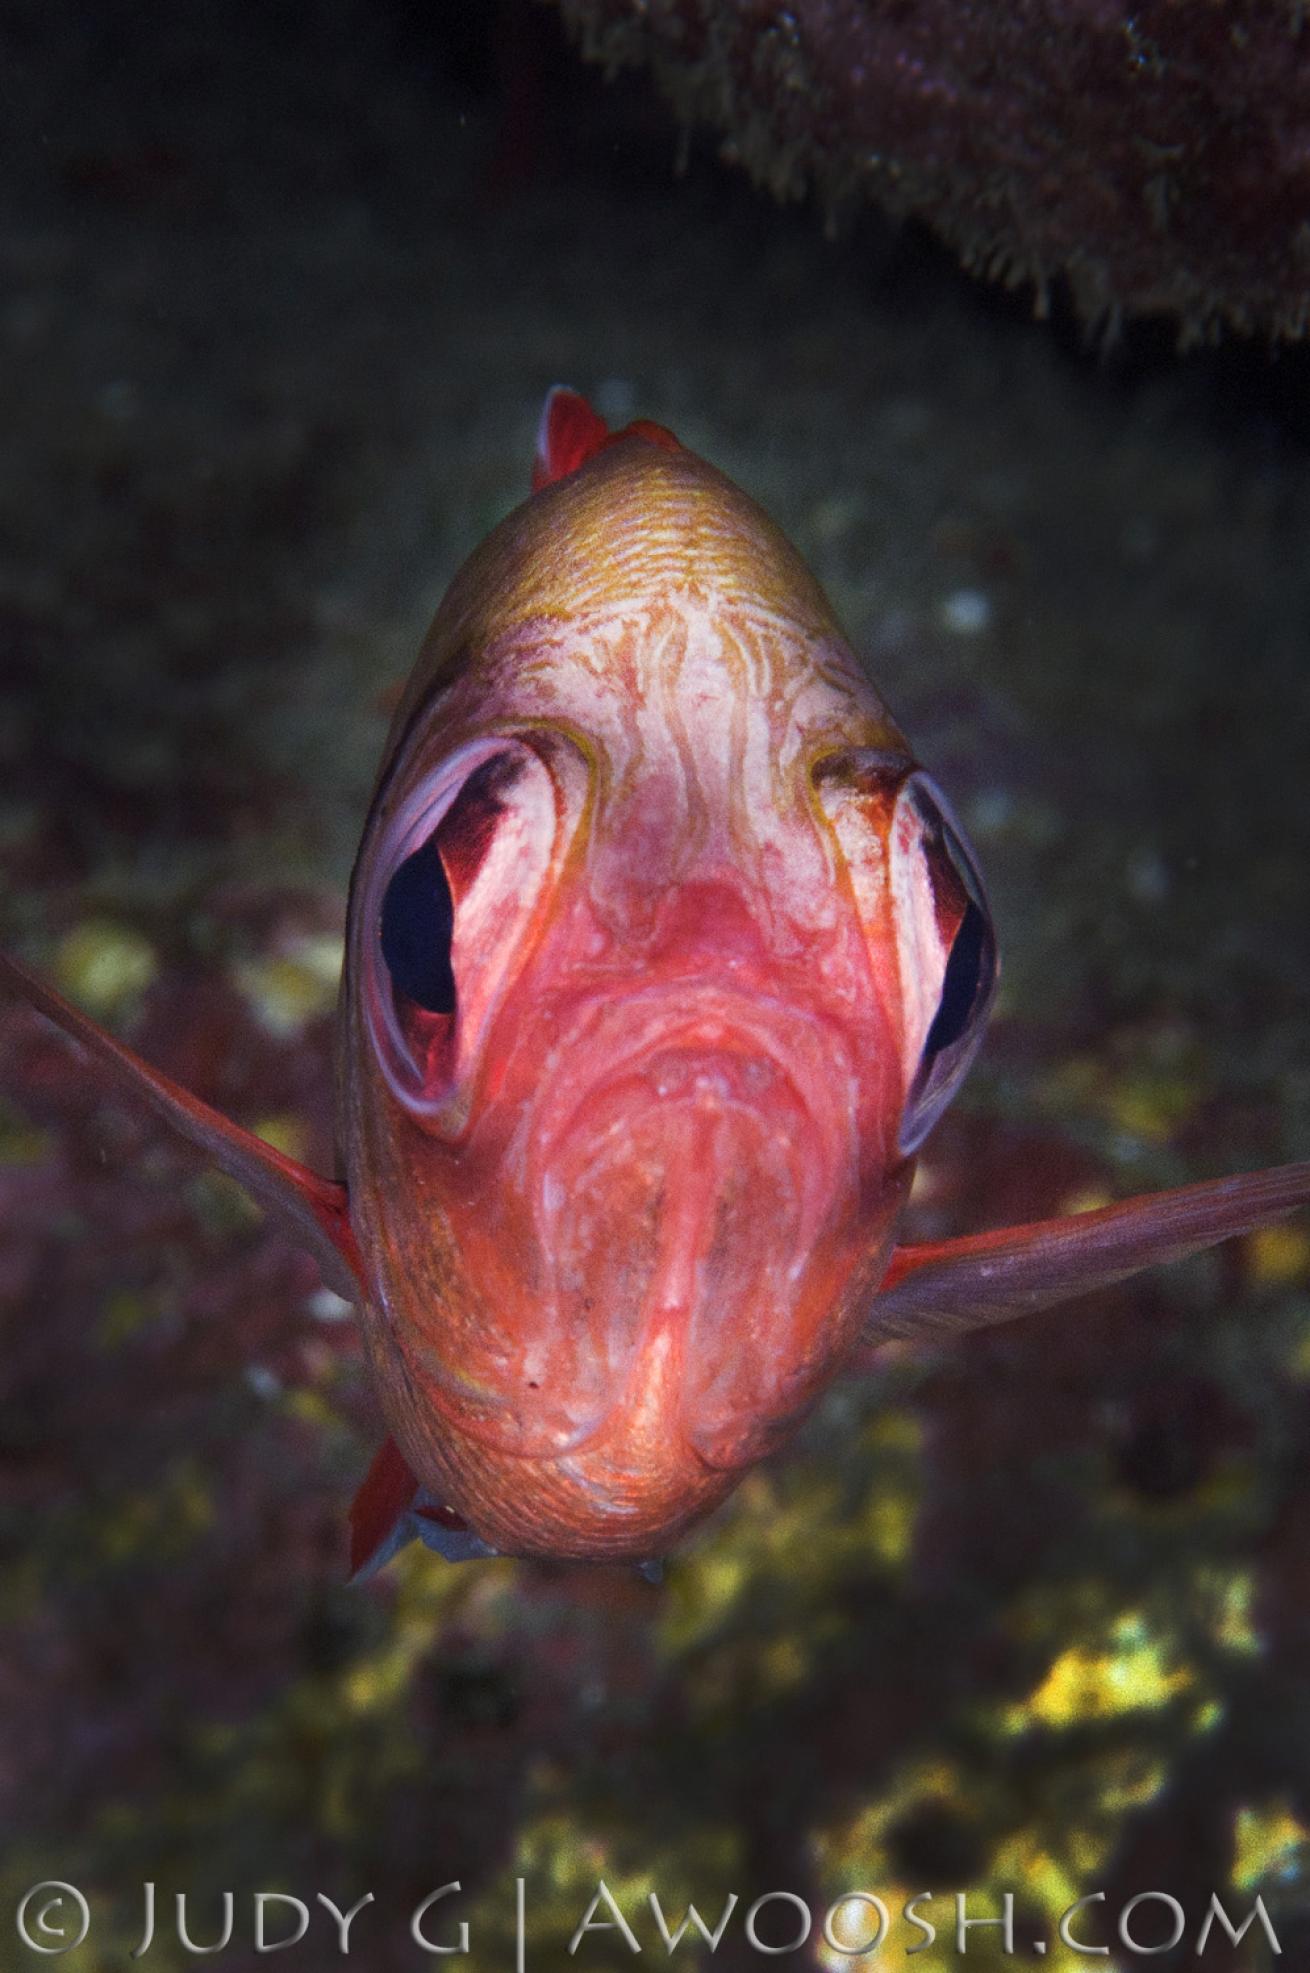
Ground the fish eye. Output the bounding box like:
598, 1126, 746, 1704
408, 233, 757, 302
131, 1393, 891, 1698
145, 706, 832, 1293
361, 738, 565, 1120
922, 892, 991, 1059
895, 774, 998, 1156
377, 755, 514, 1020
379, 835, 456, 1014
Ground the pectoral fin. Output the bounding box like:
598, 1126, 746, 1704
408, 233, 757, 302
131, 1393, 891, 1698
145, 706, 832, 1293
0, 949, 362, 1301
856, 1161, 1310, 1361
348, 1436, 495, 1578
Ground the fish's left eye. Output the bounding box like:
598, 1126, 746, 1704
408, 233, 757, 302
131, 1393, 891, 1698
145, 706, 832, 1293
894, 774, 998, 1155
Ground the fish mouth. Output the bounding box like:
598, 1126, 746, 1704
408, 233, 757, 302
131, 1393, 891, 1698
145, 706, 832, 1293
505, 983, 863, 1471
528, 982, 856, 1243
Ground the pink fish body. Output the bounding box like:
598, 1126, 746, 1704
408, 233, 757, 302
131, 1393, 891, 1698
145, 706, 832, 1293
3, 388, 1307, 1573
341, 390, 993, 1560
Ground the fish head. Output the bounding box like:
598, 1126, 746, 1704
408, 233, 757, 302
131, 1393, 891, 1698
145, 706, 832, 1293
342, 417, 997, 1557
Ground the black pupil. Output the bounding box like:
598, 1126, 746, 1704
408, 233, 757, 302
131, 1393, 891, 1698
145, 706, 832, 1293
379, 835, 456, 1014
923, 896, 988, 1058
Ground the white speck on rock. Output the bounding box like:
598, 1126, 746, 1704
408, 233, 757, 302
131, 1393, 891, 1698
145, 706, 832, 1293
307, 1287, 353, 1322
1125, 847, 1170, 903
939, 588, 992, 634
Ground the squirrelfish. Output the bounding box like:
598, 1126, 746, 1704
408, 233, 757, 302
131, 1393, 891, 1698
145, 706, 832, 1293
4, 388, 1307, 1572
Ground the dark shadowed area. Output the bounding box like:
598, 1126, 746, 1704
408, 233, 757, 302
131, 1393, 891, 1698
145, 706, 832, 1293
1, 3, 1308, 1969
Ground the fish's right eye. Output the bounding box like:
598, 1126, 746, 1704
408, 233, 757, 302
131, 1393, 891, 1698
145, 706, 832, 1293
362, 737, 569, 1123
379, 835, 456, 1014
377, 750, 519, 1025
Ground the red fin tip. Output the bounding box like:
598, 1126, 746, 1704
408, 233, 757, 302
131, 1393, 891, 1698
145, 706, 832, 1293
348, 1436, 420, 1579
532, 385, 610, 492
531, 387, 682, 492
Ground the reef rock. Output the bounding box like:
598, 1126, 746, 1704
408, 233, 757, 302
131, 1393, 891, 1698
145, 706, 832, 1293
551, 0, 1310, 343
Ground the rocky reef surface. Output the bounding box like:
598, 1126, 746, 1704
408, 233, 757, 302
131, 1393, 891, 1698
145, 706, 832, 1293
555, 0, 1310, 342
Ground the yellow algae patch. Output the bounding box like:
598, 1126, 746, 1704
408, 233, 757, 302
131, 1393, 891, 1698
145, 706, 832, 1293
340, 1540, 506, 1719
1205, 1567, 1261, 1656
816, 1769, 975, 1973
55, 919, 157, 1017
189, 1167, 262, 1232
522, 1815, 653, 1912
662, 1409, 924, 1658
1099, 1069, 1200, 1145
1284, 1316, 1310, 1382
817, 1751, 1175, 1972
861, 1409, 923, 1567
1006, 1611, 1194, 1731
1082, 1744, 1172, 1820
0, 1096, 50, 1167
1232, 1801, 1310, 1894
816, 1755, 962, 1877
1248, 1222, 1310, 1289
481, 1807, 741, 1965
460, 1808, 742, 1967
253, 1113, 311, 1164
1056, 1186, 1114, 1217
340, 1641, 417, 1717
97, 1287, 166, 1349
99, 1457, 215, 1566
993, 1830, 1082, 1923
236, 933, 342, 1037
283, 1388, 339, 1432
866, 1771, 951, 1856
1036, 1054, 1204, 1147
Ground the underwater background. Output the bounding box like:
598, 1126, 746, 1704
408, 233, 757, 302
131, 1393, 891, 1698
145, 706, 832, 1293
1, 2, 1309, 1967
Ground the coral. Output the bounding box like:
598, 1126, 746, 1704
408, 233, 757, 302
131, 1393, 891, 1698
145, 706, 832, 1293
551, 0, 1310, 343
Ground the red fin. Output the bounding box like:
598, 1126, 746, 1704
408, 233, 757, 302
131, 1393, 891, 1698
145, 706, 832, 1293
348, 1436, 420, 1578
533, 386, 609, 491
622, 416, 681, 455
0, 948, 363, 1300
531, 386, 681, 492
852, 1160, 1310, 1368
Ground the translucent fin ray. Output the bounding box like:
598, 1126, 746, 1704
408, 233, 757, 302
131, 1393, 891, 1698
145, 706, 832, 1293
0, 949, 361, 1301
856, 1160, 1310, 1360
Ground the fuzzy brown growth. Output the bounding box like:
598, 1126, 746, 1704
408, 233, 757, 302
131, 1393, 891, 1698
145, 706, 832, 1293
552, 0, 1310, 344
